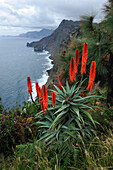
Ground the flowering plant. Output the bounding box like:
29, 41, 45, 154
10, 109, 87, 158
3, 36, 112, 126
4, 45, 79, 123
27, 43, 100, 144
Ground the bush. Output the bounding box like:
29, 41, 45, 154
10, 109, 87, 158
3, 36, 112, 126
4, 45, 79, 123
0, 102, 40, 156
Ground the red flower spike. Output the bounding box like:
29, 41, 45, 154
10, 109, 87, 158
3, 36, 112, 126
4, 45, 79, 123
27, 76, 32, 95
41, 101, 44, 111
38, 86, 43, 103
81, 43, 88, 75
87, 61, 96, 91
52, 92, 56, 108
42, 85, 48, 110
75, 49, 79, 74
69, 57, 75, 82
36, 82, 39, 97
58, 76, 63, 90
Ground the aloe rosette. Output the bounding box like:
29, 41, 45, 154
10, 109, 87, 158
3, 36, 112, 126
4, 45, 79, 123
35, 80, 99, 144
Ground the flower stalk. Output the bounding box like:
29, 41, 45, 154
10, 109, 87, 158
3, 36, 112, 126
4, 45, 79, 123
87, 61, 96, 91
75, 49, 79, 74
58, 76, 63, 90
52, 92, 56, 108
27, 76, 32, 97
69, 57, 75, 82
36, 82, 39, 97
81, 43, 88, 75
42, 85, 48, 110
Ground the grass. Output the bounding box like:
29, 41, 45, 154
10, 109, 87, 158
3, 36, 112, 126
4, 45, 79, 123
0, 125, 113, 170
77, 130, 113, 169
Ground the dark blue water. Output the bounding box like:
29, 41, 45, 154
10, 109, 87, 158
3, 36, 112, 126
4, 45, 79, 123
0, 37, 53, 110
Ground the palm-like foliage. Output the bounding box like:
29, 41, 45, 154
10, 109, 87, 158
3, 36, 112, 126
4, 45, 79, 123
103, 1, 113, 53
80, 15, 110, 78
103, 0, 113, 15
101, 0, 113, 105
80, 15, 94, 37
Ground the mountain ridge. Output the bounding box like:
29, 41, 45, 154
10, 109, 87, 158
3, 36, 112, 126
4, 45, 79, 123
27, 20, 80, 56
19, 29, 54, 39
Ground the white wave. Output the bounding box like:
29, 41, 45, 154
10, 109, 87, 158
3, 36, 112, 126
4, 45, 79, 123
43, 50, 49, 54
32, 82, 37, 100
28, 51, 53, 101
37, 72, 49, 87
45, 54, 53, 70
36, 50, 49, 56
29, 72, 49, 101
27, 82, 37, 102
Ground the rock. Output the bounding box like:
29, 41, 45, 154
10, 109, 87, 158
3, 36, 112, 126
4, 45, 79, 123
27, 19, 80, 56
34, 44, 43, 52
46, 69, 52, 76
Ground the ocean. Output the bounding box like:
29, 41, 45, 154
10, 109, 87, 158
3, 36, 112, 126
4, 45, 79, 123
0, 37, 53, 110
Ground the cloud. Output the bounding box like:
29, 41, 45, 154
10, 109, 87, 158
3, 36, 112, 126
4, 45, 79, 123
0, 0, 107, 35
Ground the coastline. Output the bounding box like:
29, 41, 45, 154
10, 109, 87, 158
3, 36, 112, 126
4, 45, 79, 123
37, 51, 54, 85
46, 55, 54, 76
30, 50, 54, 101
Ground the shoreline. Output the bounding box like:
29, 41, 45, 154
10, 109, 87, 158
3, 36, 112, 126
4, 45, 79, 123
46, 54, 54, 76
39, 51, 54, 85
30, 50, 54, 101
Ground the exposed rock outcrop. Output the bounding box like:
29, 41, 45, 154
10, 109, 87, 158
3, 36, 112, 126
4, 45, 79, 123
27, 20, 80, 56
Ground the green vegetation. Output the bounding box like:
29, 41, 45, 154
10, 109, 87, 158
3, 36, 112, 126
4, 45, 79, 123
0, 93, 113, 169
0, 1, 113, 169
0, 105, 113, 169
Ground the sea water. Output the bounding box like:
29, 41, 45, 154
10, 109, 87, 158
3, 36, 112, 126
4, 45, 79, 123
0, 37, 53, 110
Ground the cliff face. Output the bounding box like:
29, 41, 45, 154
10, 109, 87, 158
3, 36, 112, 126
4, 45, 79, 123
27, 20, 80, 56
60, 27, 81, 52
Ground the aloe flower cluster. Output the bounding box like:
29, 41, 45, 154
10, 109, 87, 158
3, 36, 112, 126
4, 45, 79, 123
27, 77, 32, 98
75, 49, 79, 74
52, 92, 56, 108
69, 43, 96, 91
81, 43, 88, 75
58, 76, 63, 90
69, 57, 75, 82
87, 61, 96, 91
27, 78, 56, 111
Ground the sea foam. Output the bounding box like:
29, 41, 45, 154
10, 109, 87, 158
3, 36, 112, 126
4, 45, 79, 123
29, 51, 53, 101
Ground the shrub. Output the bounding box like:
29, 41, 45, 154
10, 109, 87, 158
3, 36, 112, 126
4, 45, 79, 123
0, 102, 40, 155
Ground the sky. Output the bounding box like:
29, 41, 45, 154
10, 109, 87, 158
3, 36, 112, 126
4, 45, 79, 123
0, 0, 107, 36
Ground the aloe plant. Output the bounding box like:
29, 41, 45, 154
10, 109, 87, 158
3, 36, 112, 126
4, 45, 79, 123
35, 79, 99, 145
33, 43, 101, 145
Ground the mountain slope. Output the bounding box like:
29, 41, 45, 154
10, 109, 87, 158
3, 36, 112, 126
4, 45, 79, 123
19, 29, 53, 39
27, 20, 80, 56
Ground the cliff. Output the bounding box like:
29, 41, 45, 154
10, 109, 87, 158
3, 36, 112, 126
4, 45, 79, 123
27, 20, 80, 56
